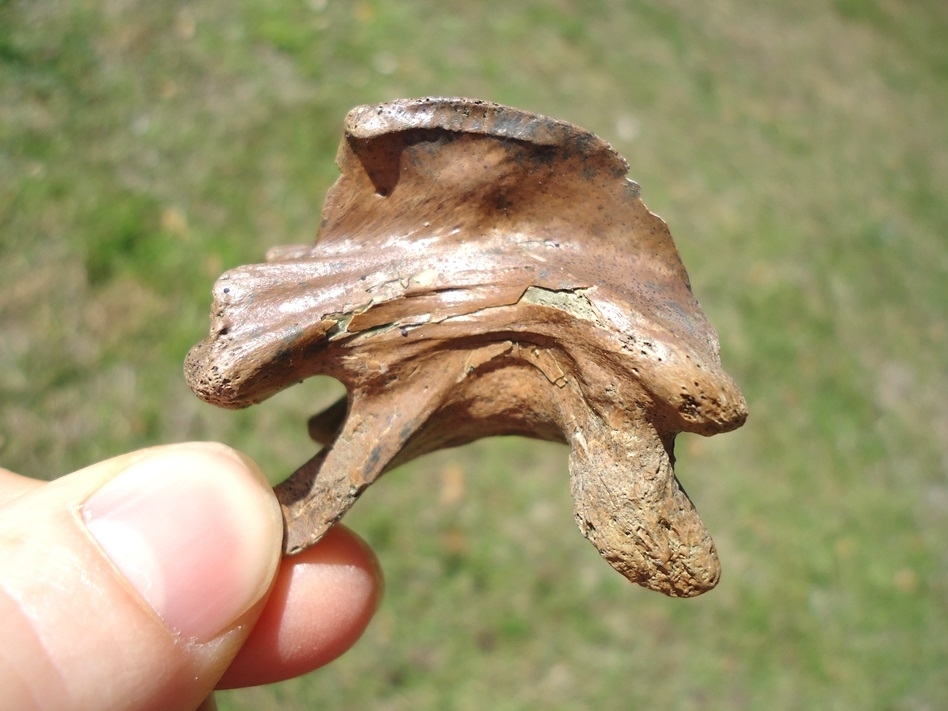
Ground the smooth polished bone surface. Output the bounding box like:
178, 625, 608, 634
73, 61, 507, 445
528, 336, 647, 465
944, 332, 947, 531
185, 97, 747, 598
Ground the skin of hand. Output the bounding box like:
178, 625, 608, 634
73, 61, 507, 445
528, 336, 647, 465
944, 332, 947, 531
0, 442, 383, 711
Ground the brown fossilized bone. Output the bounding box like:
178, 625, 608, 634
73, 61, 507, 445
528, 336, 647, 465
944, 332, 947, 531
185, 97, 747, 598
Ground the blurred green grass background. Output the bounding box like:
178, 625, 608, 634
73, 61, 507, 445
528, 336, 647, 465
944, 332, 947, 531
2, 0, 946, 708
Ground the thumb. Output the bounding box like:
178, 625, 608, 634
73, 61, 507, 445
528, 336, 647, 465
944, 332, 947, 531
0, 443, 283, 711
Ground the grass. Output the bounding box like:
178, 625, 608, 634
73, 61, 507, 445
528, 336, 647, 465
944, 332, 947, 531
2, 0, 947, 708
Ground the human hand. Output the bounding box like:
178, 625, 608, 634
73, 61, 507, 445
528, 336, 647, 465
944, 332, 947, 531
0, 442, 383, 711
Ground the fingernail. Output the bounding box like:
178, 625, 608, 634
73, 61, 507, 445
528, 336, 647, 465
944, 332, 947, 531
81, 445, 282, 642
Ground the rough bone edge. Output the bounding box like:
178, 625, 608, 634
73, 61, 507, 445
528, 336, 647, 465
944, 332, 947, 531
184, 97, 747, 598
